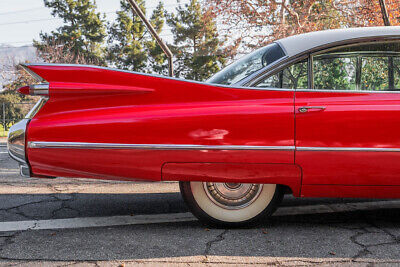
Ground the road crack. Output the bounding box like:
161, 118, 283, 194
203, 229, 228, 263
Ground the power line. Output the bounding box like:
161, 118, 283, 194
0, 7, 44, 15
0, 0, 193, 26
0, 2, 190, 18
0, 18, 60, 26
0, 45, 34, 50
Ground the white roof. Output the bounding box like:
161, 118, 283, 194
276, 26, 400, 57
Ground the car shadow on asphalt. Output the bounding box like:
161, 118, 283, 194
0, 193, 399, 261
0, 192, 397, 221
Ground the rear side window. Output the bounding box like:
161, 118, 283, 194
313, 56, 357, 90
360, 56, 389, 90
313, 42, 400, 91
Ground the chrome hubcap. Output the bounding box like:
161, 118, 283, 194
203, 182, 263, 210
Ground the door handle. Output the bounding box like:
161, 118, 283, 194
298, 106, 326, 113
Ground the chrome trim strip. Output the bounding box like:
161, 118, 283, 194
25, 98, 48, 119
295, 88, 400, 93
20, 64, 44, 82
20, 165, 31, 178
29, 83, 49, 95
27, 142, 400, 152
7, 119, 29, 163
28, 142, 295, 151
297, 147, 400, 152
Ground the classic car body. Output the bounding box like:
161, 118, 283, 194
8, 26, 400, 226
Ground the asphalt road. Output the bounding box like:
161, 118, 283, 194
0, 144, 399, 266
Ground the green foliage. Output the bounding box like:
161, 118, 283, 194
33, 0, 226, 78
167, 0, 225, 81
360, 57, 388, 90
314, 57, 357, 90
107, 1, 167, 73
1, 67, 38, 131
35, 0, 107, 65
282, 60, 308, 89
146, 2, 168, 74
0, 91, 27, 132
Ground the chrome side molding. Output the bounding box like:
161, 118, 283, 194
297, 147, 400, 152
27, 141, 400, 153
28, 142, 295, 151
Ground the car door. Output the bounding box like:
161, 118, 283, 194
295, 41, 400, 187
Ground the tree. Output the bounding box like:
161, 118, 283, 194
37, 41, 101, 65
167, 0, 225, 81
207, 0, 344, 55
34, 0, 107, 65
338, 0, 400, 27
208, 0, 400, 56
1, 39, 96, 133
1, 67, 37, 132
107, 1, 167, 73
146, 2, 168, 74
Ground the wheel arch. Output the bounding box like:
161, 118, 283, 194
162, 162, 302, 197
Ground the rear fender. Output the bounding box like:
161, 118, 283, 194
162, 163, 302, 197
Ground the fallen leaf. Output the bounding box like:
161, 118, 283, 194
262, 228, 268, 234
329, 252, 336, 255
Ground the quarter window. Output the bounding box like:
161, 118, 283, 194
282, 60, 308, 89
255, 60, 308, 89
256, 72, 281, 88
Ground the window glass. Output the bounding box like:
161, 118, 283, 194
282, 60, 308, 89
207, 43, 285, 85
314, 56, 357, 90
255, 60, 308, 89
256, 72, 281, 88
255, 42, 400, 91
360, 57, 389, 91
312, 42, 400, 91
394, 57, 400, 89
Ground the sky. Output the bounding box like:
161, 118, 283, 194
0, 0, 187, 47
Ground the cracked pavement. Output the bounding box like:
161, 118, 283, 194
0, 145, 400, 266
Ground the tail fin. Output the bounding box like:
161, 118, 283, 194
20, 64, 155, 97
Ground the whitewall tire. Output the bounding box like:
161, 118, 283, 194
180, 181, 284, 227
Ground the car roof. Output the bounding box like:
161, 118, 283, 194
275, 26, 400, 58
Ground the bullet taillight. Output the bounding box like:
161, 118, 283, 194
17, 84, 49, 96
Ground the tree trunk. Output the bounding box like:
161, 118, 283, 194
378, 0, 391, 26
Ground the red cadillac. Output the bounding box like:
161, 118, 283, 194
7, 27, 400, 226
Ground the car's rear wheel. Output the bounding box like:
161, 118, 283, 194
180, 181, 284, 227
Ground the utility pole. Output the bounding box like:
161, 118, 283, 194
2, 103, 5, 135
378, 0, 391, 26
127, 0, 174, 77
